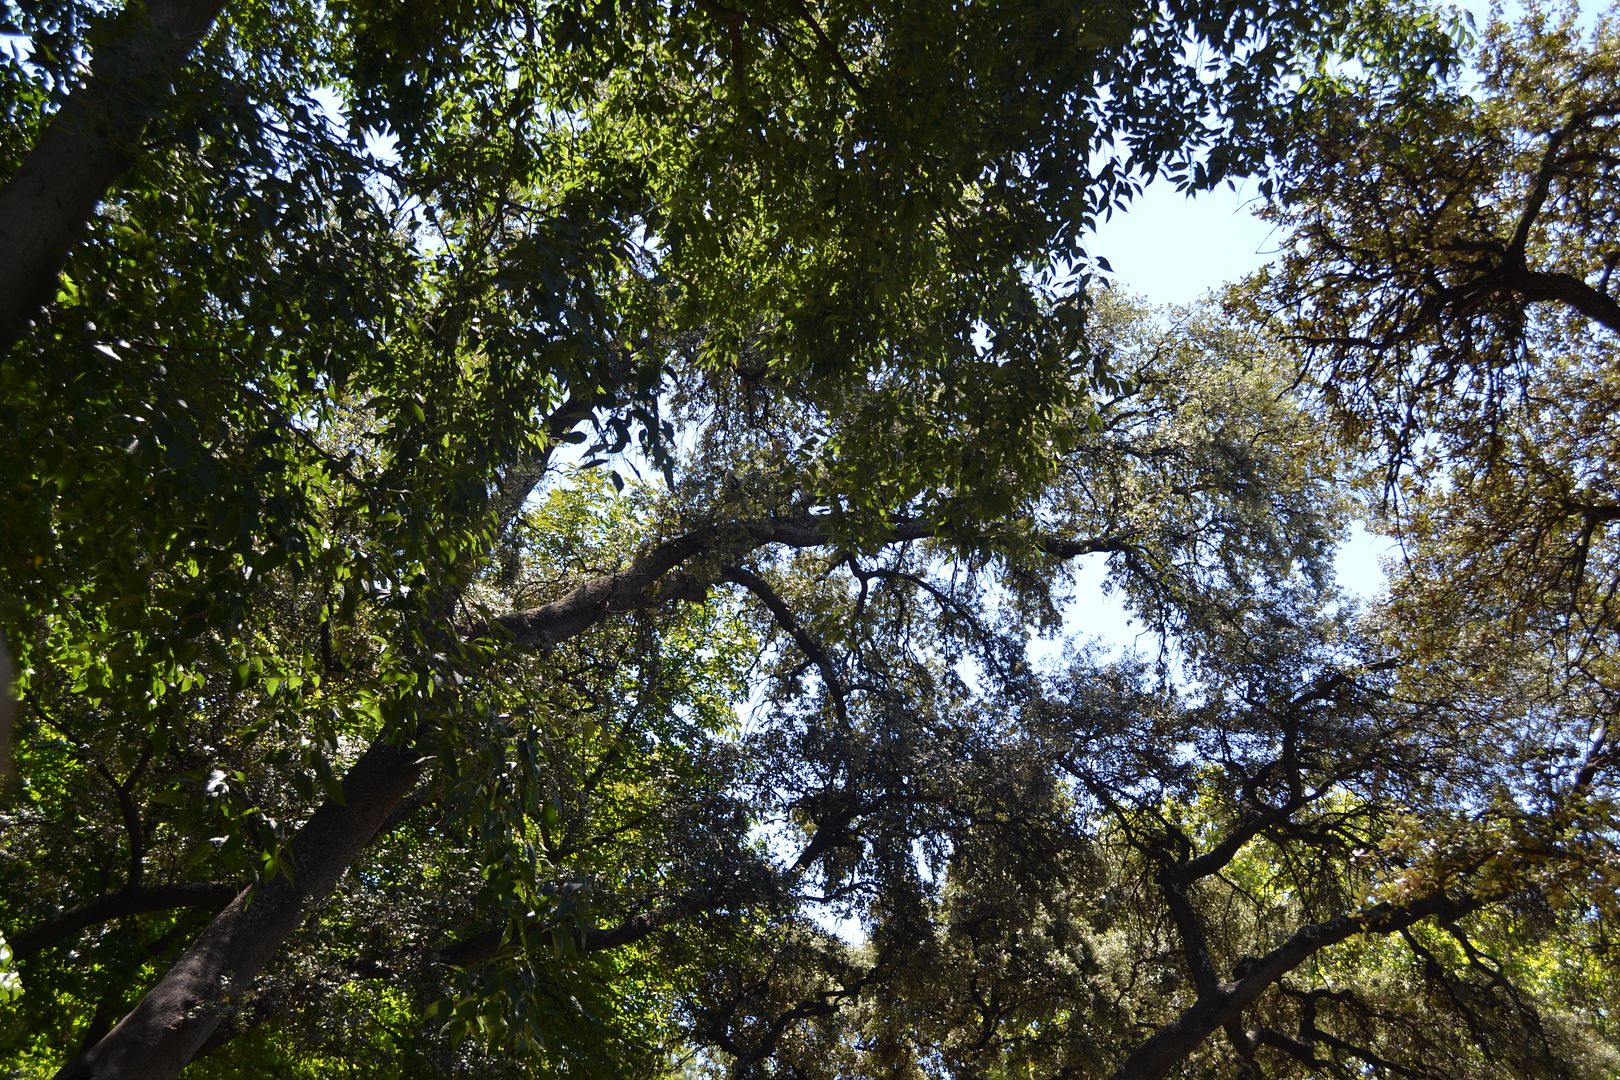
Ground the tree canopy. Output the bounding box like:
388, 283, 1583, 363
2, 1, 1618, 1078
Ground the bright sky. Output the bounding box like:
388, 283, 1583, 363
1067, 0, 1595, 644
1051, 178, 1392, 667
1089, 177, 1277, 308
1086, 176, 1395, 618
1084, 0, 1587, 306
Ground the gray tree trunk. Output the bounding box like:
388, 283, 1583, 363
0, 0, 226, 353
53, 739, 423, 1080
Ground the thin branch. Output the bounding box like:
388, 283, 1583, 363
781, 0, 866, 95
723, 564, 850, 724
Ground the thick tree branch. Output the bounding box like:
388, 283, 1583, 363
0, 633, 15, 799
374, 781, 437, 838
1508, 119, 1574, 260
1110, 892, 1475, 1080
440, 899, 687, 968
1500, 262, 1620, 336
1158, 877, 1222, 998
786, 790, 865, 879
11, 883, 239, 961
0, 0, 227, 350
489, 526, 735, 647
1508, 105, 1620, 259
486, 390, 597, 532
1162, 660, 1400, 889
1164, 794, 1313, 890
487, 514, 1129, 648
1250, 1025, 1328, 1070
715, 963, 884, 1073
484, 515, 884, 647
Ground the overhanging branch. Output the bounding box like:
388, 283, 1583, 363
1110, 891, 1477, 1080
11, 883, 239, 960
483, 512, 1132, 649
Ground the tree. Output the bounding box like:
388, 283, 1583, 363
1256, 1, 1619, 472
7, 1, 1613, 1078
1253, 0, 1620, 919
642, 7, 1620, 1076
692, 292, 1620, 1080
1191, 2, 1620, 1075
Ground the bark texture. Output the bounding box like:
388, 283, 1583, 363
0, 0, 226, 353
55, 739, 423, 1080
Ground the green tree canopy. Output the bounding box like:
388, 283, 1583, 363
4, 1, 1619, 1079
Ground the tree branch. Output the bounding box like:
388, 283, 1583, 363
723, 564, 851, 725
781, 0, 865, 96
486, 390, 597, 532
486, 513, 1130, 649
441, 892, 702, 967
1110, 892, 1476, 1080
60, 509, 1130, 1078
1508, 105, 1620, 260
0, 0, 227, 349
55, 738, 425, 1080
1500, 262, 1620, 336
11, 883, 239, 961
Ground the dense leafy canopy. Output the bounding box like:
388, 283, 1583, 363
1, 0, 1618, 1078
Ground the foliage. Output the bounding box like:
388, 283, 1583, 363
2, 1, 1618, 1079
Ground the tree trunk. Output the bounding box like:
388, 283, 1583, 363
1110, 894, 1463, 1080
0, 0, 226, 353
51, 519, 1124, 1077
53, 738, 423, 1080
51, 526, 740, 1077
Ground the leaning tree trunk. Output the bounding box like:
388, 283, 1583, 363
1109, 893, 1467, 1080
52, 522, 745, 1077
0, 0, 226, 353
53, 738, 424, 1080
49, 516, 918, 1077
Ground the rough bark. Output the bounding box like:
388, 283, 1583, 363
54, 738, 424, 1080
0, 0, 226, 353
